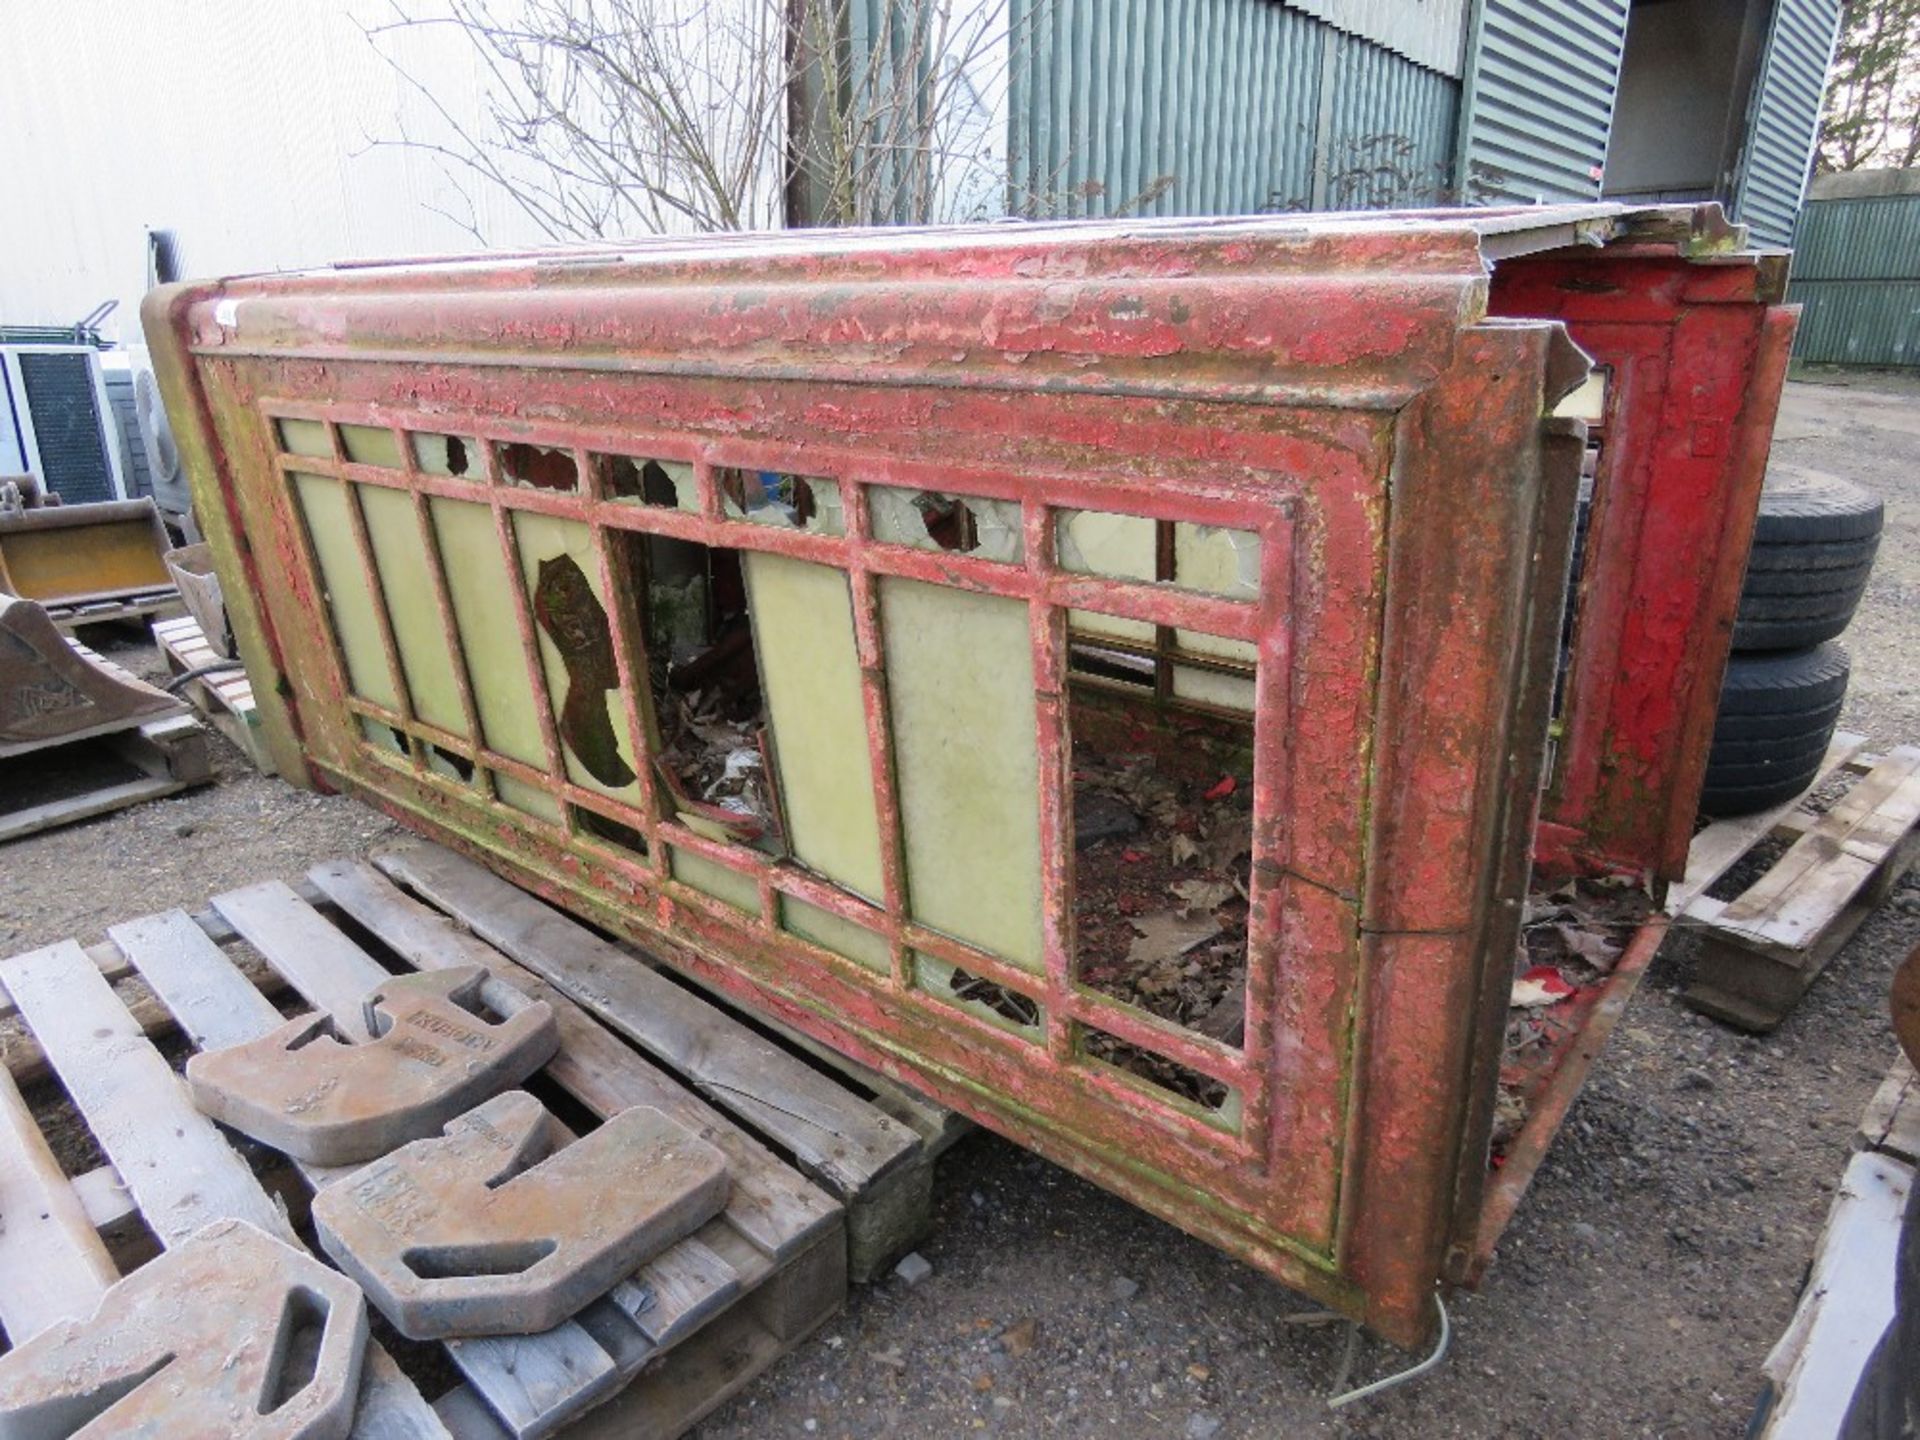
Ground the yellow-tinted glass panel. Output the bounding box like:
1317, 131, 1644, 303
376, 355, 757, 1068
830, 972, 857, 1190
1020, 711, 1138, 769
882, 577, 1043, 971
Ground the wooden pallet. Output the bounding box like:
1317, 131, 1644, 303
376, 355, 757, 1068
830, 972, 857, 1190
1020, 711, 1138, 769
1678, 740, 1920, 1032
41, 587, 183, 632
372, 842, 964, 1284
0, 636, 211, 841
0, 849, 866, 1440
1758, 1050, 1918, 1436
153, 611, 277, 774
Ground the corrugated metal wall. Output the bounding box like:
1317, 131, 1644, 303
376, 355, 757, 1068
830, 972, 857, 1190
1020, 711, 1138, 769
1789, 189, 1920, 366
1731, 0, 1844, 248
1455, 0, 1630, 203
1287, 0, 1468, 75
1006, 0, 1460, 217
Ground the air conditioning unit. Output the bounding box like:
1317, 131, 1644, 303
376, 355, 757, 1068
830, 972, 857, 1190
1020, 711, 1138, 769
100, 346, 192, 530
0, 344, 129, 506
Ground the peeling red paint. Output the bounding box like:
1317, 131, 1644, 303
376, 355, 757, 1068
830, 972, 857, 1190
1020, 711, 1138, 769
145, 204, 1792, 1351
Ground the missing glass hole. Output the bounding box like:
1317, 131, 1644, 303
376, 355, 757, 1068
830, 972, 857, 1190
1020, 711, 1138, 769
499, 442, 579, 492
411, 432, 472, 477
870, 487, 1021, 561
1081, 1025, 1230, 1111
948, 967, 1041, 1028
360, 718, 410, 757
603, 455, 692, 508
423, 743, 475, 783
572, 804, 649, 856
1070, 686, 1253, 1049
719, 468, 843, 533
635, 531, 782, 851
1068, 641, 1158, 689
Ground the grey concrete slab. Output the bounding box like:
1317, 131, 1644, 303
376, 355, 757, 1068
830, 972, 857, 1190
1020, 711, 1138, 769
314, 1091, 730, 1341
0, 1218, 368, 1440
186, 965, 559, 1165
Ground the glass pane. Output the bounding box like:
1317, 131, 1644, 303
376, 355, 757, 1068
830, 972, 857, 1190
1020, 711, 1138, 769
292, 474, 397, 709
882, 576, 1043, 971
428, 497, 547, 776
358, 485, 465, 733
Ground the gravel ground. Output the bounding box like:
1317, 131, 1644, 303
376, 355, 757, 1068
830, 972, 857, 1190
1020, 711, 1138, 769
1, 374, 1914, 1437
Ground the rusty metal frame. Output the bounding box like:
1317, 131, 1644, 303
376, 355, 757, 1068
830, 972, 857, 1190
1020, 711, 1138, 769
144, 205, 1787, 1347
1492, 223, 1797, 884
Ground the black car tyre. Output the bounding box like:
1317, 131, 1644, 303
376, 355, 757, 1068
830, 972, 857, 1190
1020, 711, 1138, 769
1733, 469, 1882, 650
1700, 643, 1850, 818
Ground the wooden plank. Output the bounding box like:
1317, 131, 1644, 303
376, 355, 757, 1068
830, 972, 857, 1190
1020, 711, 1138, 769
1669, 731, 1869, 917
209, 880, 394, 1040
309, 859, 838, 1263
0, 1065, 118, 1343
444, 1326, 623, 1440
624, 1235, 742, 1346
0, 940, 287, 1242
0, 774, 182, 844
1859, 1056, 1920, 1166
1755, 785, 1920, 953
71, 1164, 138, 1232
1761, 1151, 1910, 1438
1721, 746, 1920, 945
109, 910, 286, 1049
374, 844, 919, 1198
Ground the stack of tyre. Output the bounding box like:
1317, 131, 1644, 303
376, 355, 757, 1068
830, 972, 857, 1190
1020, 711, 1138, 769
1700, 466, 1884, 817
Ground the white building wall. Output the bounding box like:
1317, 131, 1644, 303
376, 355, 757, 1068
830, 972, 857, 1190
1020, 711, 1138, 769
0, 3, 625, 342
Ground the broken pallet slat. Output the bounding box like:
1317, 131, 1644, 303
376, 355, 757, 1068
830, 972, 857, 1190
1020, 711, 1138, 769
1683, 746, 1920, 1033
1669, 732, 1870, 918
0, 1065, 117, 1343
1858, 1056, 1920, 1167
373, 844, 920, 1200
308, 858, 839, 1266
1719, 746, 1920, 949
0, 938, 449, 1439
108, 909, 286, 1049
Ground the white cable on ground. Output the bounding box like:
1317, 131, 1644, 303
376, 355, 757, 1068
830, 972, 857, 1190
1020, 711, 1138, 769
1326, 1292, 1452, 1411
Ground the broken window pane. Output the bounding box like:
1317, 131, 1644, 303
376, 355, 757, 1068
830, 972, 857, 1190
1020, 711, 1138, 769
641, 534, 783, 852
601, 454, 697, 510
498, 442, 579, 493
1171, 523, 1259, 602
721, 469, 844, 534
917, 953, 1043, 1038
572, 803, 648, 857
412, 433, 475, 478
1070, 684, 1254, 1056
512, 513, 642, 803
1081, 1025, 1233, 1115
870, 487, 1022, 562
